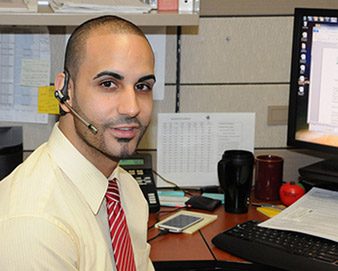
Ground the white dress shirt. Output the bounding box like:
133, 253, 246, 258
0, 123, 154, 271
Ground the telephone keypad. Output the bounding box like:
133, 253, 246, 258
148, 193, 157, 204
121, 158, 160, 213
128, 169, 151, 186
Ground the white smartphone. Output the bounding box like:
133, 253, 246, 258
158, 214, 204, 233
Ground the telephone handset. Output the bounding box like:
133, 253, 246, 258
119, 153, 160, 213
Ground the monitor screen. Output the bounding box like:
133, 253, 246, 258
288, 8, 338, 185
288, 8, 338, 155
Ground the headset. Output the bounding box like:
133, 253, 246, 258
54, 70, 98, 134
54, 69, 70, 104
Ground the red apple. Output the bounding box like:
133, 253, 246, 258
279, 182, 306, 206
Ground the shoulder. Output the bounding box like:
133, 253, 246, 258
0, 142, 61, 217
0, 214, 79, 270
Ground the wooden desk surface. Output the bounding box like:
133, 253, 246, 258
200, 204, 270, 262
148, 190, 281, 262
148, 207, 214, 261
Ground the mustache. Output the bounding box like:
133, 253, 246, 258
103, 116, 144, 129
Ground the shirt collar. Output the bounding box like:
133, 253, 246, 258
47, 123, 108, 215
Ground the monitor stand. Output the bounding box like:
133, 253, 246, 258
299, 158, 338, 191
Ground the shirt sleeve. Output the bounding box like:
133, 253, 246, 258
0, 215, 79, 270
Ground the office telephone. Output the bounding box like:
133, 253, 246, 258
119, 153, 160, 213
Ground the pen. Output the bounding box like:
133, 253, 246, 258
251, 203, 286, 211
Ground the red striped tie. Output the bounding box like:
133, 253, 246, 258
106, 178, 136, 271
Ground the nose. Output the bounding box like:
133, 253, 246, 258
117, 86, 141, 117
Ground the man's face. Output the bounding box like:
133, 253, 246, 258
70, 31, 155, 160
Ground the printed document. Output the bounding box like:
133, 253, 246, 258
0, 26, 50, 123
0, 0, 37, 12
156, 113, 255, 187
50, 0, 152, 13
260, 187, 338, 242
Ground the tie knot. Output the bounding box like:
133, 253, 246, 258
106, 178, 120, 202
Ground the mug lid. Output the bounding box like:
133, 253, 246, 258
222, 149, 254, 159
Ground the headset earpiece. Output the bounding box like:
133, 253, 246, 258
61, 69, 70, 101
54, 69, 71, 115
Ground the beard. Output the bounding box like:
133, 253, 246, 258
71, 98, 148, 161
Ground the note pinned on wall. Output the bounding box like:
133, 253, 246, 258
20, 59, 50, 87
38, 86, 60, 114
0, 25, 50, 123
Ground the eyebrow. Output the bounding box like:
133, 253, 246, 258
93, 71, 156, 83
137, 74, 156, 83
93, 71, 124, 81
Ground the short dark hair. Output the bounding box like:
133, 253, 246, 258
64, 15, 151, 81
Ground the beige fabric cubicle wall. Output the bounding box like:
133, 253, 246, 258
140, 0, 338, 182
2, 0, 338, 181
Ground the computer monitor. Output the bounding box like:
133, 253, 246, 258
288, 8, 338, 185
0, 127, 23, 180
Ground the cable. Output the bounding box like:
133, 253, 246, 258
152, 169, 195, 196
147, 229, 169, 242
152, 169, 181, 190
198, 229, 217, 261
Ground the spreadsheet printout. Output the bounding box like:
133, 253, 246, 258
157, 113, 255, 187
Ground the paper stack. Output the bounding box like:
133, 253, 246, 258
0, 0, 37, 12
157, 190, 189, 207
50, 0, 152, 13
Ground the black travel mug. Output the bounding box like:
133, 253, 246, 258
218, 150, 254, 214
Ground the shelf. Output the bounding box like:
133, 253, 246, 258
0, 5, 199, 26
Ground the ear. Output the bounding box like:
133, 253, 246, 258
55, 72, 66, 92
54, 72, 72, 113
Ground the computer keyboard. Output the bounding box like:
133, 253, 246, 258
212, 220, 338, 271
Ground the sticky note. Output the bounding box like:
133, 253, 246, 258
38, 86, 59, 114
20, 59, 50, 87
257, 206, 284, 218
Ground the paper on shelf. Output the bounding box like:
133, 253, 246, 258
0, 0, 37, 12
259, 187, 338, 242
50, 0, 152, 13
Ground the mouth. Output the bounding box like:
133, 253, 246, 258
111, 125, 139, 139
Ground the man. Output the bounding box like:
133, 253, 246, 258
0, 15, 156, 270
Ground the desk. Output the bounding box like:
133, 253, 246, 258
148, 191, 280, 263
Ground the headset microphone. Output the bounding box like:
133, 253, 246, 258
54, 73, 98, 134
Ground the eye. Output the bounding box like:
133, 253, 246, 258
100, 80, 117, 89
135, 83, 152, 92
